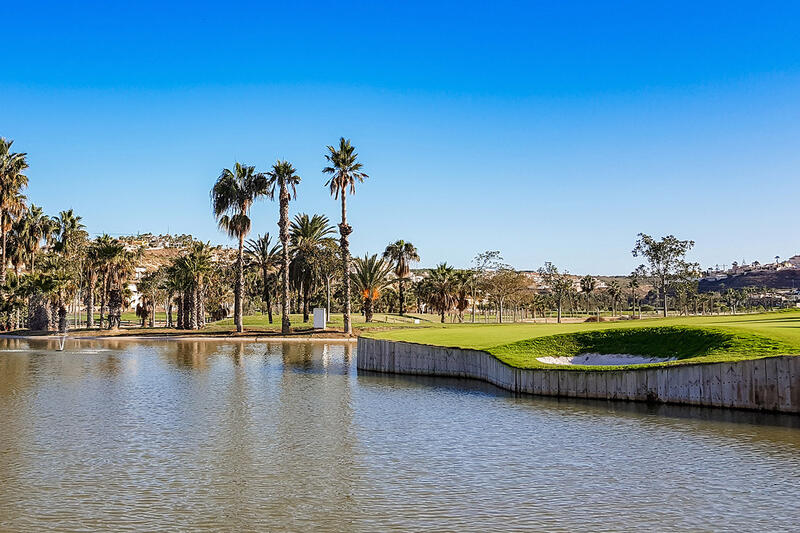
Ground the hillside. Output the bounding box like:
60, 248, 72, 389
699, 269, 800, 292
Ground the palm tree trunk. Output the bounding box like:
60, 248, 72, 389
398, 278, 405, 315
326, 276, 331, 321
471, 285, 476, 323
99, 271, 107, 329
187, 287, 197, 329
339, 191, 352, 335
364, 297, 374, 322
176, 294, 183, 329
302, 281, 309, 322
58, 303, 68, 334
196, 277, 204, 329
0, 210, 6, 285
280, 186, 291, 334
263, 268, 273, 324
86, 273, 95, 328
234, 235, 244, 332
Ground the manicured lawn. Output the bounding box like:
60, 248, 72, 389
203, 312, 440, 333
363, 310, 800, 369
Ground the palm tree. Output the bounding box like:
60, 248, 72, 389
0, 138, 28, 284
84, 239, 103, 328
246, 233, 281, 324
382, 240, 420, 316
17, 204, 53, 273
52, 209, 88, 256
607, 280, 622, 317
266, 161, 301, 334
290, 213, 336, 322
351, 254, 393, 322
211, 162, 271, 333
94, 234, 116, 328
427, 263, 455, 323
323, 138, 368, 335
580, 275, 596, 316
182, 242, 213, 329
452, 269, 473, 322
106, 246, 137, 330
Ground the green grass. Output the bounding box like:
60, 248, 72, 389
490, 326, 796, 370
202, 311, 439, 332
363, 309, 800, 370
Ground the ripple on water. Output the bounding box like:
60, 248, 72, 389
0, 339, 798, 531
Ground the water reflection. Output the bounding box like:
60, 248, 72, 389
0, 339, 797, 531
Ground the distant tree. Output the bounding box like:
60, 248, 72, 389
579, 275, 596, 315
452, 270, 473, 322
382, 240, 420, 315
323, 138, 368, 335
538, 262, 573, 323
310, 240, 341, 320
246, 233, 281, 324
351, 254, 392, 322
627, 265, 646, 318
606, 280, 622, 317
632, 233, 698, 317
484, 267, 528, 323
290, 213, 336, 322
470, 251, 502, 322
427, 263, 456, 323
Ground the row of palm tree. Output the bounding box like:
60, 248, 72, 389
211, 138, 367, 335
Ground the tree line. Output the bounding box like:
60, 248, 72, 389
1, 135, 789, 333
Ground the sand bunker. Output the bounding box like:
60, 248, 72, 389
537, 353, 675, 366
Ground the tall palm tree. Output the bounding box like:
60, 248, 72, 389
211, 162, 271, 333
84, 239, 102, 328
52, 209, 88, 265
351, 254, 393, 323
182, 242, 213, 329
266, 161, 301, 334
17, 204, 53, 273
427, 262, 456, 323
94, 234, 116, 328
323, 138, 368, 335
382, 240, 420, 316
246, 233, 281, 324
290, 213, 336, 322
0, 138, 28, 284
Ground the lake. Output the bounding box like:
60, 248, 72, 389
0, 338, 798, 531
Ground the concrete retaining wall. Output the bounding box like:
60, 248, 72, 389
357, 338, 800, 413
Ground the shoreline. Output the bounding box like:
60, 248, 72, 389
0, 333, 357, 343
357, 337, 800, 413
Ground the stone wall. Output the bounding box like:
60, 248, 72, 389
357, 337, 800, 413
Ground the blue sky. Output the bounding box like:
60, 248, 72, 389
3, 1, 799, 273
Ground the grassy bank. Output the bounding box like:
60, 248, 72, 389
16, 312, 437, 338
363, 310, 800, 369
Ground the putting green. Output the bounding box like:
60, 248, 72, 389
363, 310, 800, 369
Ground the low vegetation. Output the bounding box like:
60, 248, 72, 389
365, 310, 800, 370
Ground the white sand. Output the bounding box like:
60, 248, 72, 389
537, 353, 675, 366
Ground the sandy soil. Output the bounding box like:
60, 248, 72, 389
537, 353, 675, 366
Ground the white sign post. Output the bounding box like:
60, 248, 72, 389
313, 308, 326, 329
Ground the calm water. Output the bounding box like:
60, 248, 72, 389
1, 339, 799, 532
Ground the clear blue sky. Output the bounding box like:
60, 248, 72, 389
3, 1, 799, 274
